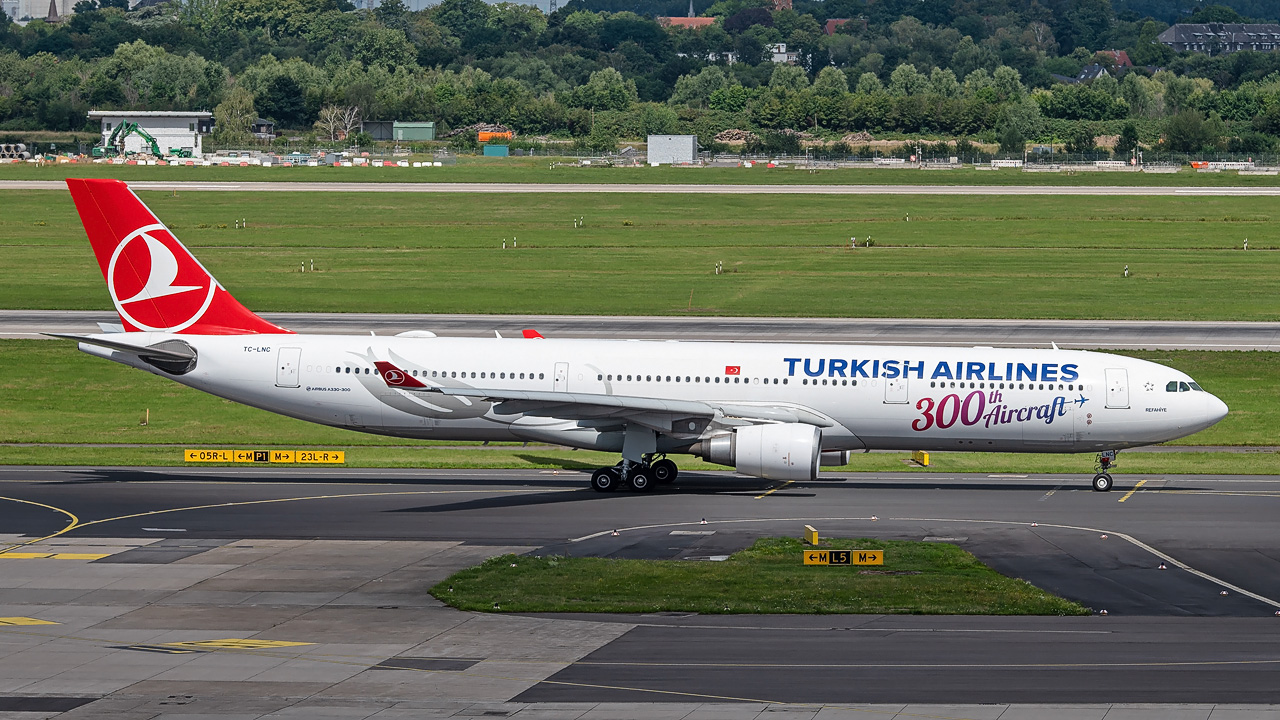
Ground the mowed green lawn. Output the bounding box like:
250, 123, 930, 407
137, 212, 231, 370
433, 537, 1088, 615
7, 157, 1280, 187
1, 340, 1276, 473
3, 190, 1277, 319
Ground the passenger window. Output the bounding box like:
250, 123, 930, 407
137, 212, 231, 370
646, 375, 652, 382
782, 378, 788, 384
715, 377, 721, 383
597, 374, 602, 380
666, 376, 671, 382
802, 379, 808, 385
675, 376, 681, 382
822, 379, 828, 385
539, 373, 544, 379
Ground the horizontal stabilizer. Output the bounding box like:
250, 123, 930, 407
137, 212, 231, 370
43, 333, 195, 361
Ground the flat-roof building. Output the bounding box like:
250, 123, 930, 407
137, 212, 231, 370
88, 110, 213, 157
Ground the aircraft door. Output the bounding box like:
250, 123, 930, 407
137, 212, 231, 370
554, 362, 568, 392
884, 376, 908, 404
1105, 368, 1129, 408
276, 347, 301, 388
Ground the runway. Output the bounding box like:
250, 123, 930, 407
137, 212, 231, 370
7, 179, 1280, 195
1, 466, 1280, 713
7, 310, 1280, 350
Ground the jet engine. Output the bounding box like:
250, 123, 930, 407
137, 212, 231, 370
693, 423, 822, 481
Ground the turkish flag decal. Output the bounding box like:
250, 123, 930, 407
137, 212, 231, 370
725, 366, 741, 375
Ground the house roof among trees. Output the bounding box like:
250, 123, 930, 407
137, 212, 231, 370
1158, 23, 1280, 44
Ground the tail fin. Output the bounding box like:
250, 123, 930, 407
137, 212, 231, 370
65, 178, 291, 335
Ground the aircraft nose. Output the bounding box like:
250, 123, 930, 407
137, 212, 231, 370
1204, 394, 1229, 426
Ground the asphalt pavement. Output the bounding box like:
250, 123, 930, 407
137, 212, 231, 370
2, 466, 1280, 713
7, 310, 1280, 349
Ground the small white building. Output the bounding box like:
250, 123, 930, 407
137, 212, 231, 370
647, 135, 698, 165
767, 43, 799, 64
88, 110, 213, 157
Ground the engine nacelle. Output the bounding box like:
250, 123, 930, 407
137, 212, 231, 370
695, 423, 822, 481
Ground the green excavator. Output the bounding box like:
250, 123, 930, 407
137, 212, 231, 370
93, 121, 193, 158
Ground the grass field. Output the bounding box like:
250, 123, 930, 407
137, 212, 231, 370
6, 157, 1280, 187
1, 340, 1275, 473
431, 536, 1089, 615
4, 189, 1277, 319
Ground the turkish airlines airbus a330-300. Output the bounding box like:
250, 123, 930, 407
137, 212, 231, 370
53, 178, 1229, 493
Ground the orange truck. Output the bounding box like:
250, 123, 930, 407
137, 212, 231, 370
478, 131, 513, 142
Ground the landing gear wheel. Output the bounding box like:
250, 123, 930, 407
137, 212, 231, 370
591, 467, 619, 492
628, 467, 654, 492
1092, 473, 1113, 492
651, 459, 678, 484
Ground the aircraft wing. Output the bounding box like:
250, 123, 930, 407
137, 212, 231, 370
373, 361, 833, 432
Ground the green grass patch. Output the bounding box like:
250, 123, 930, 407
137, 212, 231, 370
430, 536, 1088, 615
4, 189, 1279, 319
2, 445, 1277, 475
8, 157, 1280, 187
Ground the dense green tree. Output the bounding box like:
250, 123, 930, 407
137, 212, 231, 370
1164, 109, 1214, 152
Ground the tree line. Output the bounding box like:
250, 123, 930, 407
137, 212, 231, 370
3, 0, 1280, 153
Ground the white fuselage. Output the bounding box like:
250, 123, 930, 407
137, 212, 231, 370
81, 333, 1229, 456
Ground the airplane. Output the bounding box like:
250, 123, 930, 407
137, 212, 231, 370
52, 178, 1229, 494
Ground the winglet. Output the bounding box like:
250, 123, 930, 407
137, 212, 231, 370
374, 361, 428, 388
522, 329, 544, 339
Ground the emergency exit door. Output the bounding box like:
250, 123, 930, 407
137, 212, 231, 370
1105, 368, 1128, 408
276, 347, 301, 388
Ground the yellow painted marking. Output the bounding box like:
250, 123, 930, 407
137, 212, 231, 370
0, 496, 81, 555
168, 639, 313, 650
0, 617, 59, 626
754, 480, 793, 499
0, 552, 109, 560
52, 553, 111, 560
1118, 479, 1147, 503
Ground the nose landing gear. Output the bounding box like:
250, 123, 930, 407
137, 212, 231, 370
589, 454, 679, 493
1092, 450, 1117, 492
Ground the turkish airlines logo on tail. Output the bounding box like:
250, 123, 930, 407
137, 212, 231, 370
108, 224, 216, 333
384, 369, 406, 385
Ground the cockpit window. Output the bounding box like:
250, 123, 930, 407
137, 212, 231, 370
1189, 382, 1203, 391
1166, 381, 1178, 392
1179, 382, 1191, 392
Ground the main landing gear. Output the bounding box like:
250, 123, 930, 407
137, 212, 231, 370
590, 454, 679, 493
1091, 450, 1117, 492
